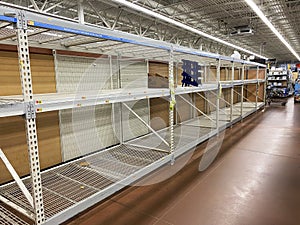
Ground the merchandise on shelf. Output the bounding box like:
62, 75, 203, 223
266, 68, 294, 98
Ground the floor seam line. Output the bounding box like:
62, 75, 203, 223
238, 147, 300, 160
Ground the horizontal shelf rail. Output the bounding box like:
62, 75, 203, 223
0, 82, 266, 117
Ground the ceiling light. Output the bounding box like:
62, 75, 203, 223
244, 0, 300, 61
43, 32, 62, 37
109, 0, 268, 60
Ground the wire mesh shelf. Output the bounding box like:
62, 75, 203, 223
0, 204, 31, 225
0, 144, 168, 219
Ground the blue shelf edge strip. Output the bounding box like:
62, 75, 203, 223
0, 15, 16, 23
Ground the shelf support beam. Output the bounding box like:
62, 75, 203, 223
240, 64, 245, 116
230, 62, 234, 122
216, 59, 221, 131
15, 10, 45, 225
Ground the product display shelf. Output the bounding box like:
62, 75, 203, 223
0, 4, 266, 225
0, 88, 169, 117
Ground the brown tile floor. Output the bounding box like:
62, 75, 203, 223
64, 98, 300, 225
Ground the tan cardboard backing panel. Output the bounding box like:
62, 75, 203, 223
232, 69, 240, 80
148, 61, 182, 87
0, 50, 56, 95
258, 83, 265, 101
258, 69, 266, 79
148, 61, 169, 88
244, 83, 265, 102
148, 61, 181, 130
203, 91, 217, 114
220, 68, 233, 81
244, 84, 257, 102
246, 68, 265, 80
234, 86, 241, 103
0, 49, 61, 184
176, 94, 193, 123
149, 62, 169, 130
221, 88, 231, 106
234, 68, 241, 80
194, 92, 206, 114
208, 67, 217, 82
0, 112, 61, 183
150, 98, 170, 130
149, 62, 169, 78
247, 69, 257, 79
206, 67, 239, 81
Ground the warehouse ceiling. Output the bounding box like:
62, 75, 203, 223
1, 0, 300, 62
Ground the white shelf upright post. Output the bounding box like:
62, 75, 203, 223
216, 59, 220, 131
256, 66, 259, 109
15, 10, 45, 225
175, 60, 179, 125
117, 54, 124, 144
240, 64, 245, 117
230, 62, 234, 122
264, 67, 267, 106
169, 48, 175, 164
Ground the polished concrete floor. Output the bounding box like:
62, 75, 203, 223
65, 98, 300, 225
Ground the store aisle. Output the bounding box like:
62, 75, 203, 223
65, 98, 300, 225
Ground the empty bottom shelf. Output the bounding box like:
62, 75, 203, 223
0, 101, 264, 225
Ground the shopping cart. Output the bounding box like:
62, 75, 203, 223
266, 85, 288, 106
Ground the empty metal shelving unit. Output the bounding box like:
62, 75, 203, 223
0, 4, 266, 225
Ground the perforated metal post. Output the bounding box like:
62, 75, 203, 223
216, 59, 220, 130
117, 54, 124, 144
169, 48, 175, 164
230, 62, 234, 122
15, 10, 45, 225
240, 64, 245, 116
263, 67, 267, 105
175, 60, 179, 125
146, 59, 151, 130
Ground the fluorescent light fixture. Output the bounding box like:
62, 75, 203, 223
43, 32, 63, 37
244, 0, 300, 61
109, 0, 268, 60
